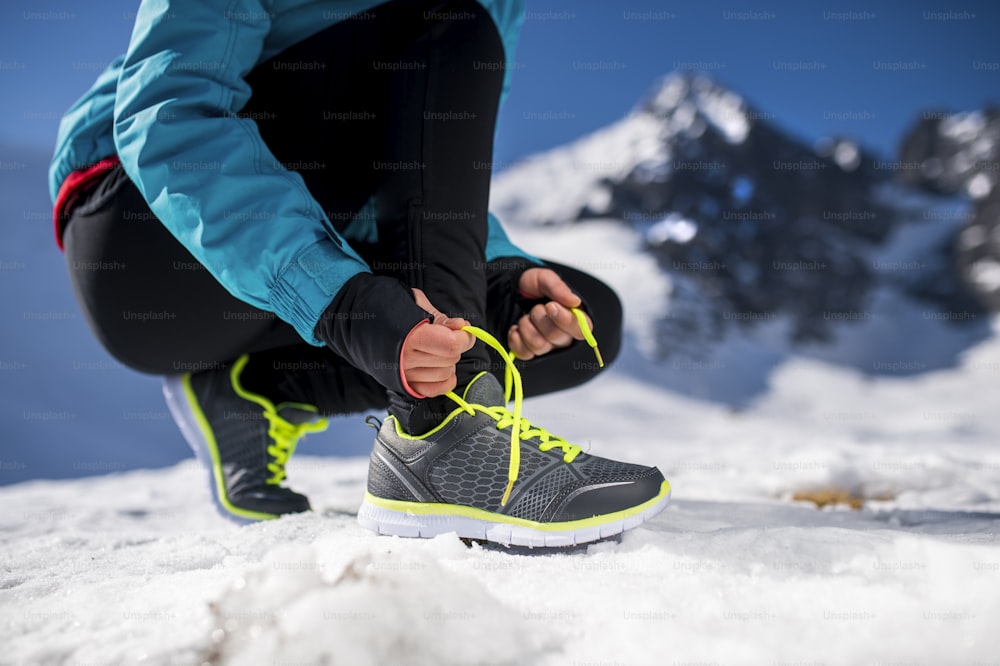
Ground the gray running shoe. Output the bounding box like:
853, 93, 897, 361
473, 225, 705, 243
358, 368, 670, 548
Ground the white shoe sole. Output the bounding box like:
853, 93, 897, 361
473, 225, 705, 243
357, 482, 671, 548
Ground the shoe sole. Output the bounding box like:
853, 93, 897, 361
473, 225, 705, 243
163, 374, 274, 525
357, 480, 671, 548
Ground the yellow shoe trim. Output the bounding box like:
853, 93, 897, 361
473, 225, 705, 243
363, 479, 670, 532
179, 369, 281, 522
229, 355, 329, 486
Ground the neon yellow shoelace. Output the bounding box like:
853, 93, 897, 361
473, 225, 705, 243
229, 355, 330, 486
445, 307, 604, 506
263, 413, 329, 485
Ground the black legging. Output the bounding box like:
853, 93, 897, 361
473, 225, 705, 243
62, 0, 622, 416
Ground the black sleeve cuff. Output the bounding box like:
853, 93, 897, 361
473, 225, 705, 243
314, 274, 432, 394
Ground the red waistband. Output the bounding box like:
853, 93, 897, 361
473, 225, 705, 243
52, 155, 121, 250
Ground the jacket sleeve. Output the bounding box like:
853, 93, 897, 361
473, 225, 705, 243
113, 0, 371, 346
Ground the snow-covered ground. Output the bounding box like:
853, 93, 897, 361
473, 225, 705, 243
4, 218, 1000, 665
3, 350, 1000, 665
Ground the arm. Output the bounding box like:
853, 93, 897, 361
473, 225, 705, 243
113, 0, 371, 345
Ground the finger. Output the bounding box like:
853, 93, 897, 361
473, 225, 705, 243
402, 348, 461, 369
516, 313, 554, 357
450, 327, 476, 353
404, 365, 457, 384
544, 302, 588, 341
529, 303, 575, 348
520, 268, 582, 309
536, 270, 582, 309
508, 325, 535, 361
440, 318, 476, 351
411, 325, 474, 357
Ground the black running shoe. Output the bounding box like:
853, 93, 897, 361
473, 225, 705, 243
358, 321, 670, 547
163, 355, 328, 524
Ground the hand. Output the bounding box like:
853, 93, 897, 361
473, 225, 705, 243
402, 289, 476, 397
508, 268, 591, 361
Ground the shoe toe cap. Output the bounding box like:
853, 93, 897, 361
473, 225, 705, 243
550, 467, 665, 522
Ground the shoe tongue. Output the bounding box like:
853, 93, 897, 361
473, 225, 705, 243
461, 372, 505, 407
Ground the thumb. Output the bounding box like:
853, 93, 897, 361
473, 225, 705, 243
412, 287, 473, 344
411, 288, 446, 324
438, 315, 474, 351
523, 268, 582, 309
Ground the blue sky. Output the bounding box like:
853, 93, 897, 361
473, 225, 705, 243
1, 0, 998, 167
498, 0, 999, 161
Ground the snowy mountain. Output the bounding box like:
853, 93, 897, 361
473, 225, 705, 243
492, 74, 996, 404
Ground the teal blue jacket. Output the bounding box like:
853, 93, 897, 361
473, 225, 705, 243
50, 0, 536, 345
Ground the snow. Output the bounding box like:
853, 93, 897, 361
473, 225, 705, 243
4, 215, 1000, 665
970, 259, 1000, 293
645, 74, 750, 145
833, 141, 861, 171
644, 213, 698, 245
690, 77, 750, 144
967, 172, 992, 199
941, 111, 987, 141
